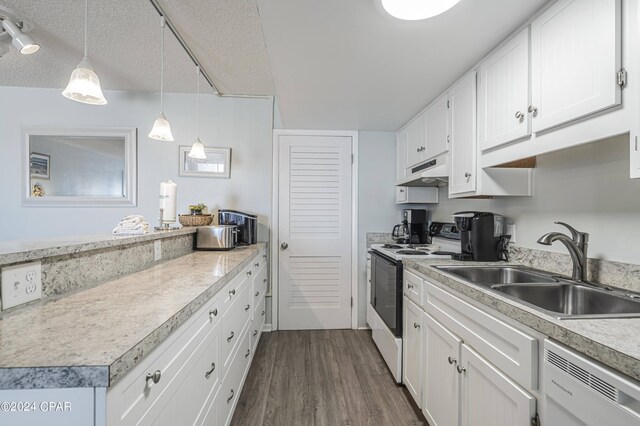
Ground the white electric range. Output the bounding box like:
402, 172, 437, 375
368, 223, 461, 383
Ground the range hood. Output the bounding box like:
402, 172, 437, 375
397, 153, 449, 187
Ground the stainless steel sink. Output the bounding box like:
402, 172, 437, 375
435, 265, 559, 286
491, 283, 640, 319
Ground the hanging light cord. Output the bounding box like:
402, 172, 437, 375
196, 65, 200, 137
160, 17, 165, 112
83, 0, 88, 58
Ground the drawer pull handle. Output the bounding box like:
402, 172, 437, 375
253, 329, 258, 337
261, 310, 265, 316
204, 362, 216, 378
245, 349, 251, 358
245, 304, 250, 311
255, 291, 260, 297
457, 365, 466, 374
448, 356, 457, 365
263, 278, 267, 283
413, 322, 420, 329
146, 370, 161, 385
247, 271, 252, 276
227, 389, 234, 403
514, 111, 524, 119
229, 289, 236, 296
255, 263, 260, 267
227, 331, 235, 342
209, 308, 218, 317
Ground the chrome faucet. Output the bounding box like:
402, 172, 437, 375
537, 222, 589, 282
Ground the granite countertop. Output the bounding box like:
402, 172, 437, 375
0, 243, 265, 389
0, 228, 197, 266
403, 258, 640, 382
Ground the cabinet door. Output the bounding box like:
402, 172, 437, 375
424, 94, 449, 159
396, 129, 408, 181
405, 114, 426, 168
423, 313, 462, 426
402, 297, 423, 406
448, 72, 477, 195
461, 344, 536, 426
479, 28, 530, 150
531, 0, 621, 133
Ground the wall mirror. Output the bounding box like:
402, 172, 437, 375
23, 128, 137, 206
179, 146, 231, 178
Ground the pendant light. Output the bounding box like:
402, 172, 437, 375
62, 0, 107, 105
188, 66, 207, 159
148, 17, 174, 141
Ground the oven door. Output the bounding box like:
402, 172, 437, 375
370, 250, 403, 337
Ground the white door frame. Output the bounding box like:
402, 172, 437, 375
270, 129, 359, 330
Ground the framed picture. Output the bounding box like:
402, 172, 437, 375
179, 146, 231, 178
30, 152, 50, 179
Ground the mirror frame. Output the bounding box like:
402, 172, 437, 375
23, 127, 138, 207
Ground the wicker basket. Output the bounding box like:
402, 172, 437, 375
178, 214, 214, 227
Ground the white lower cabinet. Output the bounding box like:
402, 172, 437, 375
402, 297, 423, 405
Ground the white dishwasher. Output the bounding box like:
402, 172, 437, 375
544, 339, 640, 426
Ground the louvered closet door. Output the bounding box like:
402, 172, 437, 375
278, 134, 352, 330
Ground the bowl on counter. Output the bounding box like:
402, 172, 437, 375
178, 214, 214, 227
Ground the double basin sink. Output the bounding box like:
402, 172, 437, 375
435, 265, 640, 320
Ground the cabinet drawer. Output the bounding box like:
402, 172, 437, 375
252, 296, 266, 352
221, 272, 248, 314
219, 327, 252, 426
253, 265, 268, 303
404, 269, 424, 308
221, 281, 252, 371
424, 278, 537, 389
108, 294, 220, 425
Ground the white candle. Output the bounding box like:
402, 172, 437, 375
159, 180, 177, 223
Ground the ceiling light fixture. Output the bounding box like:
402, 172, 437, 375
62, 0, 107, 105
381, 0, 461, 20
0, 19, 40, 54
188, 66, 207, 159
148, 16, 174, 141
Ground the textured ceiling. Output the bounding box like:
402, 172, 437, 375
0, 0, 273, 95
257, 0, 549, 131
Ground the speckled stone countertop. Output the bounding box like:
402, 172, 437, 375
403, 258, 640, 382
0, 243, 265, 389
0, 228, 197, 266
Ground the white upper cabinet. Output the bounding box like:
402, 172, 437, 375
424, 94, 449, 160
530, 0, 622, 133
479, 28, 531, 151
396, 129, 408, 181
406, 113, 427, 168
448, 71, 477, 196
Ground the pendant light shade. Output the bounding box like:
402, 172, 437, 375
188, 66, 207, 159
62, 0, 107, 105
149, 16, 174, 141
188, 137, 207, 159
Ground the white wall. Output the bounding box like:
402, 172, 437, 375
357, 131, 406, 327
432, 135, 640, 265
0, 87, 273, 241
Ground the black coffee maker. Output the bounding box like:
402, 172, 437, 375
392, 209, 428, 244
451, 211, 510, 261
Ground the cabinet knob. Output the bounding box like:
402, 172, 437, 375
229, 289, 236, 296
146, 370, 161, 385
263, 278, 267, 283
204, 362, 216, 378
407, 283, 414, 289
448, 356, 457, 365
209, 308, 218, 318
247, 271, 252, 276
253, 329, 258, 337
227, 389, 235, 403
528, 105, 538, 114
514, 111, 524, 119
399, 188, 405, 193
263, 254, 267, 258
245, 349, 251, 358
413, 322, 420, 329
416, 147, 420, 152
464, 172, 471, 180
255, 291, 260, 297
261, 310, 265, 316
245, 304, 250, 311
227, 331, 235, 342
255, 263, 260, 267
456, 365, 466, 374
281, 242, 288, 250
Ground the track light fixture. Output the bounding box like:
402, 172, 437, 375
0, 19, 40, 54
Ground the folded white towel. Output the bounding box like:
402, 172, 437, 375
113, 221, 149, 235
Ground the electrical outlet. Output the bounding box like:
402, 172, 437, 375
154, 240, 162, 261
1, 261, 42, 310
506, 224, 517, 244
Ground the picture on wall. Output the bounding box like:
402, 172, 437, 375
179, 146, 231, 178
30, 152, 50, 180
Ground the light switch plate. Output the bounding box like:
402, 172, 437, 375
154, 240, 162, 261
1, 261, 42, 310
506, 224, 517, 244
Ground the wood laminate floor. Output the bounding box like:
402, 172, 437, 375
231, 330, 427, 426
